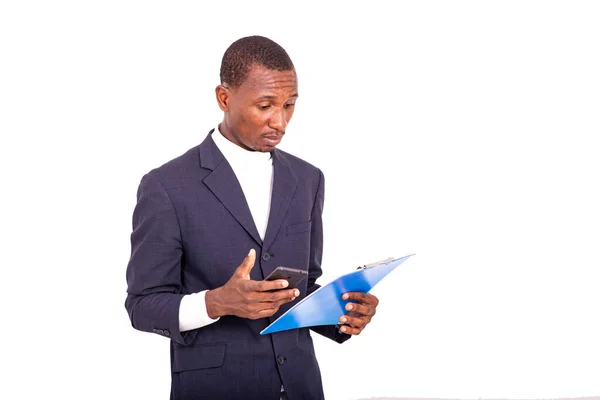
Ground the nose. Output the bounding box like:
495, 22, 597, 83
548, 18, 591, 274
269, 108, 288, 132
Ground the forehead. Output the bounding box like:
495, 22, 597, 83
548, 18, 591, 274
236, 65, 298, 99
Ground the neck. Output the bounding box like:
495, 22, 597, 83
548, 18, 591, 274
218, 121, 254, 152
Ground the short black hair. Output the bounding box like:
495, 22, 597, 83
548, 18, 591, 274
220, 36, 295, 89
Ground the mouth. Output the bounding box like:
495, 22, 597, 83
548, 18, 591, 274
262, 132, 284, 147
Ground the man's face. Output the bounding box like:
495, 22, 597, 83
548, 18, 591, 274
217, 65, 298, 152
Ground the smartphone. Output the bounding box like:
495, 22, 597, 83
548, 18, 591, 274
264, 266, 308, 290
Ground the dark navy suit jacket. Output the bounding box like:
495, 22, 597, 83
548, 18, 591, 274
125, 131, 349, 399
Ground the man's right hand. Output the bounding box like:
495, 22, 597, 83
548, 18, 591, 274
205, 249, 300, 320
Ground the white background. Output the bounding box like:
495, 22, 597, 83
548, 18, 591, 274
1, 1, 599, 399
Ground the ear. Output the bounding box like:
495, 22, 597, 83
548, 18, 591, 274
215, 85, 231, 112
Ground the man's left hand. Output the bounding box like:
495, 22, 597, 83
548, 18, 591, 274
338, 292, 379, 335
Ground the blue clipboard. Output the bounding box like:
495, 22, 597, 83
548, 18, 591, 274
260, 253, 415, 335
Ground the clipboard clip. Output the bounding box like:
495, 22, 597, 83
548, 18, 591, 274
356, 257, 395, 270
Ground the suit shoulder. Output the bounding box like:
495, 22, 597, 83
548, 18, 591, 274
143, 145, 203, 184
275, 148, 323, 178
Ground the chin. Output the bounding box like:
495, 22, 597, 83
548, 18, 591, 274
253, 143, 277, 152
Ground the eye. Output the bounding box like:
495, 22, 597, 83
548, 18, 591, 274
285, 103, 295, 108
259, 104, 271, 110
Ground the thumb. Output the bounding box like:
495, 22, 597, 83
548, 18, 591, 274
235, 248, 256, 278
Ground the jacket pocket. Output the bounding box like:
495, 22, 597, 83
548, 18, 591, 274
173, 343, 227, 372
286, 221, 312, 236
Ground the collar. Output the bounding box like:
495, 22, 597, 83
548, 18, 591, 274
211, 125, 272, 166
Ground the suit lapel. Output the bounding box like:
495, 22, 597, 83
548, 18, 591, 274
263, 149, 298, 251
199, 132, 263, 246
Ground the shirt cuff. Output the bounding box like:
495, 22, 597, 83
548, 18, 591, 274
179, 290, 220, 332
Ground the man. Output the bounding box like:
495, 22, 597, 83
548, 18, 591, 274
125, 36, 380, 400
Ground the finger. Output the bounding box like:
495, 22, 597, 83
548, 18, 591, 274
247, 298, 290, 314
246, 301, 277, 313
253, 278, 290, 292
235, 249, 256, 278
337, 324, 363, 335
241, 285, 298, 303
257, 288, 300, 303
344, 302, 376, 317
252, 293, 299, 316
245, 291, 301, 319
252, 307, 281, 319
243, 307, 278, 320
342, 292, 379, 306
339, 314, 370, 329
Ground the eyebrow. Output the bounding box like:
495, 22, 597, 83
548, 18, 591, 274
256, 93, 299, 101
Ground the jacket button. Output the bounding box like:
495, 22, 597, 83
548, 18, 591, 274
277, 355, 285, 365
262, 252, 271, 261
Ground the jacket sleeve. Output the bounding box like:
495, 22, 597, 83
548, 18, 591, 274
307, 169, 351, 344
124, 173, 196, 346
